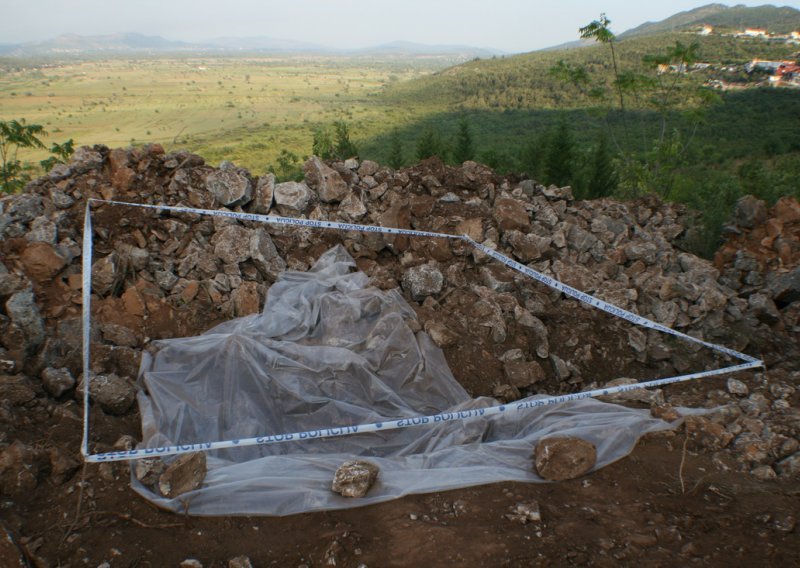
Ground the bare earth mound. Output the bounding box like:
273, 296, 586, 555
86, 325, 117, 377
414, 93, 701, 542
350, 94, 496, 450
1, 145, 798, 566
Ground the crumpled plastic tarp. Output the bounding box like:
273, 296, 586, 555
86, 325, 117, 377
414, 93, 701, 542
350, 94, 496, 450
133, 245, 681, 516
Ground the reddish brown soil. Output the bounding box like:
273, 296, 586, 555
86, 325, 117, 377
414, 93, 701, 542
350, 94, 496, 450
3, 153, 799, 567
6, 424, 799, 567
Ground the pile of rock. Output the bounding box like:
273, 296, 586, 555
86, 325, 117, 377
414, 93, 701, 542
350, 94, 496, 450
0, 143, 798, 493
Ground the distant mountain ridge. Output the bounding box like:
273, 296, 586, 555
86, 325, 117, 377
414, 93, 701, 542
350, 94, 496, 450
620, 3, 800, 38
0, 33, 503, 58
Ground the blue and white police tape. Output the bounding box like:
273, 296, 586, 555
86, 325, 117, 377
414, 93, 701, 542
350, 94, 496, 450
80, 199, 763, 463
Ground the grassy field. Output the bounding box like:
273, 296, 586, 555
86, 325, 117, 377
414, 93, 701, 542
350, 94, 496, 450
0, 55, 449, 174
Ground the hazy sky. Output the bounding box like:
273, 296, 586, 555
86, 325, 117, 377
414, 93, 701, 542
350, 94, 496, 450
1, 0, 799, 53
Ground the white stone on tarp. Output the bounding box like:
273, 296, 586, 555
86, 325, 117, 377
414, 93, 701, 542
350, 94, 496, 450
331, 460, 379, 498
158, 452, 207, 498
534, 437, 597, 481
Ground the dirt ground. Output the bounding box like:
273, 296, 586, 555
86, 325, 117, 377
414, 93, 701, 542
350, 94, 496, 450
5, 407, 799, 567
2, 150, 799, 567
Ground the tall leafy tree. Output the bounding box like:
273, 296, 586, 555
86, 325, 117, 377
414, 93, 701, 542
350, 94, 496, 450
453, 117, 474, 164
587, 130, 618, 198
1, 119, 46, 193
545, 119, 574, 187
387, 129, 404, 169
579, 13, 627, 137
416, 127, 447, 162
312, 126, 334, 160
333, 120, 358, 159
519, 131, 548, 181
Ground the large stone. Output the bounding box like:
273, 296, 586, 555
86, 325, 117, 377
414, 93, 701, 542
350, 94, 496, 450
503, 360, 545, 388
552, 260, 600, 292
775, 452, 800, 478
748, 293, 781, 325
770, 266, 800, 307
205, 170, 253, 207
252, 173, 275, 214
91, 252, 120, 296
624, 241, 659, 264
0, 441, 45, 496
493, 198, 530, 232
117, 243, 149, 271
20, 242, 67, 280
534, 437, 597, 481
456, 218, 484, 242
100, 323, 139, 347
304, 156, 349, 203
135, 457, 166, 486
0, 374, 36, 405
514, 307, 549, 358
249, 228, 286, 281
26, 216, 57, 243
480, 265, 515, 293
70, 145, 104, 171
274, 181, 312, 214
233, 281, 260, 316
0, 272, 27, 298
108, 148, 137, 191
213, 225, 252, 264
731, 195, 767, 229
506, 231, 549, 262
158, 452, 207, 498
600, 378, 664, 406
402, 264, 444, 301
338, 192, 367, 221
1, 194, 43, 224
79, 372, 136, 415
5, 290, 44, 352
41, 367, 76, 398
424, 319, 458, 348
331, 460, 379, 498
684, 415, 733, 451
357, 160, 379, 177
566, 225, 597, 253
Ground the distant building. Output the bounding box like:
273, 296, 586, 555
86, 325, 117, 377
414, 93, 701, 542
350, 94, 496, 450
791, 31, 800, 40
743, 28, 768, 38
698, 25, 713, 36
657, 63, 687, 74
745, 59, 794, 73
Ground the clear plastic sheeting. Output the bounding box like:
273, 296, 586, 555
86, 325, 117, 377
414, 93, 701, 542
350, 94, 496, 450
133, 246, 680, 516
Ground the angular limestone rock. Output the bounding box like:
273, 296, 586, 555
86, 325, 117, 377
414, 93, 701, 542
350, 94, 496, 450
135, 457, 166, 486
158, 452, 207, 498
534, 437, 597, 481
331, 460, 379, 498
402, 264, 443, 301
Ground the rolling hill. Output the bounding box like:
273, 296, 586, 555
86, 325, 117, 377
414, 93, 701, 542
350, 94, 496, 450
620, 3, 800, 37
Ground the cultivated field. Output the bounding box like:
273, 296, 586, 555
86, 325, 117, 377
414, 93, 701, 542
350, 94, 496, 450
0, 56, 447, 173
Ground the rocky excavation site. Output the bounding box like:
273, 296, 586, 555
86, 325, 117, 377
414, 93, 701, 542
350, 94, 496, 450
1, 144, 799, 566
